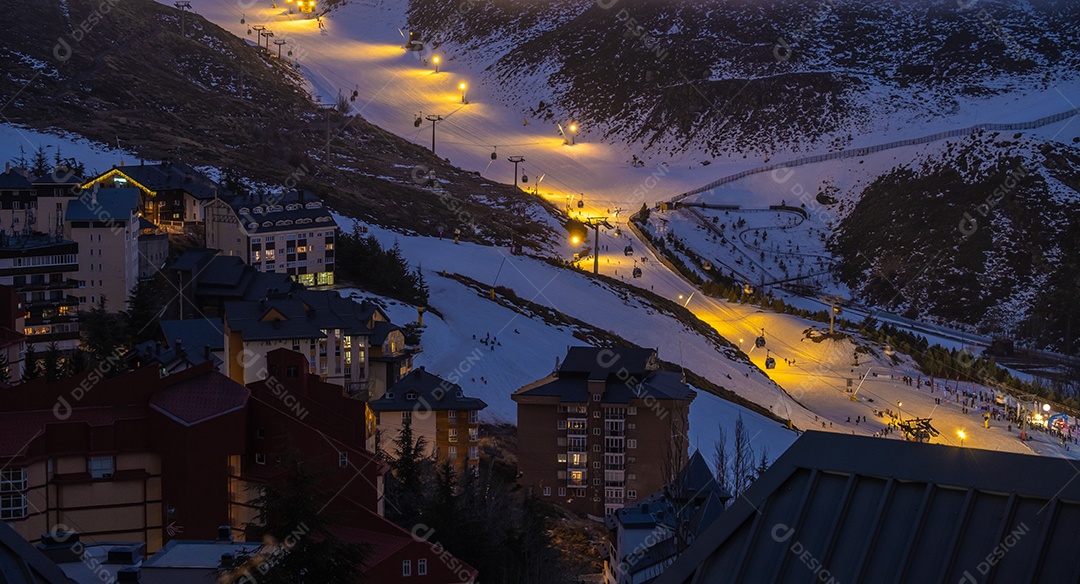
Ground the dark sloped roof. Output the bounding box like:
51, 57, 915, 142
657, 431, 1080, 584
64, 188, 139, 221
516, 369, 694, 404
149, 371, 248, 426
369, 367, 487, 412
558, 346, 656, 379
222, 190, 337, 235
160, 318, 224, 351
0, 169, 33, 189
224, 291, 380, 341
0, 521, 77, 583
108, 162, 226, 200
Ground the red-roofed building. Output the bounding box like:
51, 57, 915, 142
0, 349, 476, 582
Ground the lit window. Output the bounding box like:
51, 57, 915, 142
88, 456, 114, 478
449, 429, 458, 442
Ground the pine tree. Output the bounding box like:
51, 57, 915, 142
30, 146, 50, 178
22, 344, 39, 381
43, 342, 63, 382
222, 458, 371, 584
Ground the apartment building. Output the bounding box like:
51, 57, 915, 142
0, 234, 80, 352
369, 366, 487, 467
64, 187, 140, 311
513, 347, 695, 518
204, 189, 337, 286
222, 290, 413, 395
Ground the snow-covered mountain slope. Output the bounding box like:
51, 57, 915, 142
407, 0, 1079, 159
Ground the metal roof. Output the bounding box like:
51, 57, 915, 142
656, 431, 1080, 584
558, 346, 656, 379
515, 369, 695, 404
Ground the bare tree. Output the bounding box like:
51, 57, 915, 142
731, 415, 754, 499
714, 424, 730, 496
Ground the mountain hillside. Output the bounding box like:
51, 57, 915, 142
0, 0, 558, 246
407, 0, 1079, 159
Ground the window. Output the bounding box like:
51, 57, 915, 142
405, 392, 417, 401
558, 487, 566, 497
627, 439, 637, 449
402, 560, 411, 577
468, 410, 479, 424
401, 411, 412, 423
628, 473, 636, 481
557, 453, 568, 464
593, 394, 601, 401
628, 407, 638, 415
627, 490, 637, 499
593, 410, 601, 418
255, 454, 266, 465
592, 444, 601, 452
593, 461, 601, 469
468, 446, 478, 460
593, 478, 601, 486
256, 428, 266, 439
557, 437, 566, 446
593, 428, 601, 436
448, 446, 458, 460
339, 452, 348, 468
448, 410, 458, 424
88, 456, 114, 478
0, 468, 26, 493
449, 429, 458, 442
0, 494, 26, 520
468, 427, 478, 442
418, 559, 427, 576
557, 420, 567, 430
543, 486, 551, 496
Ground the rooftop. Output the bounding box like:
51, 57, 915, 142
656, 431, 1080, 584
100, 161, 227, 200
224, 291, 382, 341
515, 368, 695, 404
0, 169, 33, 190
221, 190, 338, 235
369, 366, 488, 412
558, 346, 658, 380
64, 187, 139, 222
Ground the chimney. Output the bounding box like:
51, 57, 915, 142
218, 526, 234, 542
107, 544, 145, 565
36, 531, 82, 563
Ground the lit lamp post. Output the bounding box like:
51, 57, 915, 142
432, 55, 440, 73
568, 123, 578, 145
459, 82, 468, 103
957, 429, 966, 447
896, 401, 903, 423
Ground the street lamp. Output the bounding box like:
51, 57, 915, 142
459, 82, 467, 103
432, 55, 440, 73
569, 123, 578, 145
957, 429, 966, 447
570, 235, 580, 245
896, 401, 903, 422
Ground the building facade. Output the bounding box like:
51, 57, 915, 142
369, 366, 487, 467
83, 161, 226, 231
0, 235, 80, 352
204, 190, 337, 287
64, 187, 140, 311
513, 347, 695, 518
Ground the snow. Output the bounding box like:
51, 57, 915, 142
0, 124, 135, 175
85, 0, 1079, 463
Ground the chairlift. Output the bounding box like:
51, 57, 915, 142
755, 328, 766, 349
632, 267, 642, 278
765, 350, 776, 370
623, 245, 634, 256
413, 115, 422, 128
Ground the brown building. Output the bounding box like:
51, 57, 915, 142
513, 347, 695, 518
368, 366, 487, 467
83, 161, 226, 232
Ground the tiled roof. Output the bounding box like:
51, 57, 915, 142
224, 291, 380, 341
159, 318, 225, 351
149, 371, 248, 426
369, 367, 487, 412
656, 431, 1080, 584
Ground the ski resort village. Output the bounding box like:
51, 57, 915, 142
2, 0, 1080, 582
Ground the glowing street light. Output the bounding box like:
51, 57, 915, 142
570, 235, 580, 245
568, 122, 578, 145
459, 82, 468, 103
432, 55, 441, 73
957, 429, 966, 447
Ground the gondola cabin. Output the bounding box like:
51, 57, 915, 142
632, 267, 642, 278
755, 335, 766, 349
577, 199, 585, 209
624, 245, 634, 256
765, 356, 776, 369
